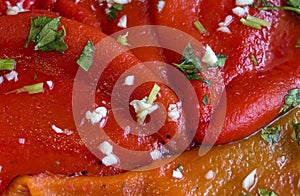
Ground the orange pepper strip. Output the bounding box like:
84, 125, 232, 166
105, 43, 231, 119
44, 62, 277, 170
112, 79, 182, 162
4, 108, 300, 195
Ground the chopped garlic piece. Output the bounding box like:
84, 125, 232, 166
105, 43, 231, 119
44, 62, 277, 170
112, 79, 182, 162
201, 45, 218, 66
46, 80, 54, 90
98, 141, 113, 155
236, 0, 254, 6
51, 125, 64, 134
117, 15, 127, 28
102, 154, 119, 166
51, 125, 73, 135
124, 75, 134, 86
85, 106, 107, 126
18, 138, 25, 145
172, 166, 183, 179
124, 125, 131, 135
219, 15, 233, 27
150, 149, 163, 160
168, 102, 182, 122
232, 6, 248, 17
4, 70, 18, 82
217, 26, 232, 34
205, 170, 215, 180
157, 0, 165, 13
0, 76, 3, 84
114, 0, 131, 4
242, 169, 257, 191
130, 97, 158, 124
6, 0, 29, 15
0, 165, 2, 172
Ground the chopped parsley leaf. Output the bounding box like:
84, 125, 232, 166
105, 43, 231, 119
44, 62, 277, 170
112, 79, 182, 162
213, 54, 227, 68
261, 125, 282, 144
173, 43, 207, 82
0, 59, 16, 71
176, 164, 184, 173
25, 16, 68, 53
291, 121, 300, 145
107, 3, 124, 21
258, 188, 278, 196
280, 88, 300, 114
250, 54, 258, 66
76, 40, 95, 72
202, 94, 209, 105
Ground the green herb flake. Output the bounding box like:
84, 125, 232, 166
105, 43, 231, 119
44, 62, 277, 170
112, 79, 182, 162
280, 88, 300, 114
290, 121, 300, 145
250, 54, 258, 66
240, 18, 262, 29
76, 40, 94, 72
121, 181, 126, 188
202, 94, 209, 105
194, 20, 207, 34
25, 16, 68, 53
33, 73, 38, 80
107, 3, 124, 21
147, 83, 161, 104
15, 82, 44, 94
261, 125, 282, 144
176, 164, 184, 173
213, 54, 227, 68
258, 188, 278, 196
259, 0, 300, 15
246, 15, 271, 27
296, 38, 300, 48
173, 43, 207, 82
117, 32, 130, 46
54, 161, 60, 166
25, 16, 52, 48
0, 59, 16, 71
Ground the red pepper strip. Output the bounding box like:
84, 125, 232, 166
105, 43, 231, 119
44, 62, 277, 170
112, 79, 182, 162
0, 11, 185, 192
151, 0, 300, 144
3, 109, 300, 195
53, 0, 102, 30
42, 0, 166, 62
195, 58, 300, 144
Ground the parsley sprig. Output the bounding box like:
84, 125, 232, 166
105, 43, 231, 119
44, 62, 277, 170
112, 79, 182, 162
107, 3, 124, 21
25, 16, 68, 53
261, 125, 282, 144
259, 0, 300, 16
173, 43, 225, 85
291, 121, 300, 145
173, 43, 205, 81
77, 40, 94, 71
280, 88, 300, 114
